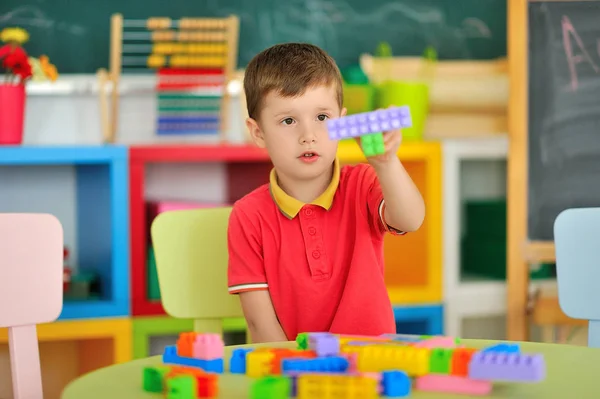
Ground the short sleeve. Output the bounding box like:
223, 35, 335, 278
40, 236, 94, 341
227, 204, 269, 294
361, 164, 406, 238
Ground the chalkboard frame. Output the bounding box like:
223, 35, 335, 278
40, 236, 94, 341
506, 0, 592, 343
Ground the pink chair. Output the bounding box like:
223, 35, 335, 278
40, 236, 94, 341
0, 213, 64, 399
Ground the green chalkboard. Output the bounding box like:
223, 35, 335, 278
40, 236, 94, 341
0, 0, 507, 74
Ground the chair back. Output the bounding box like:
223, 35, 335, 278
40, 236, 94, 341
150, 207, 244, 334
0, 213, 64, 399
554, 207, 600, 347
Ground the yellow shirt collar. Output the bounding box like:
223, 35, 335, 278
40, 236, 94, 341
270, 158, 340, 219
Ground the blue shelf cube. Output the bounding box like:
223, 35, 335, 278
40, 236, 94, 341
0, 145, 129, 319
393, 304, 444, 336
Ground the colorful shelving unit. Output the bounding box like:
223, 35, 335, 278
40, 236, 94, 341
0, 145, 130, 319
129, 144, 272, 316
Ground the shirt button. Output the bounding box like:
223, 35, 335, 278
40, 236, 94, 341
308, 227, 316, 235
305, 208, 313, 216
312, 250, 320, 259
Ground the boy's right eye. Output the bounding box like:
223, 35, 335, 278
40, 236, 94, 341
281, 118, 295, 126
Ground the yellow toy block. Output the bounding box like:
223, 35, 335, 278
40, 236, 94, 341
296, 374, 378, 399
341, 344, 430, 376
246, 350, 275, 378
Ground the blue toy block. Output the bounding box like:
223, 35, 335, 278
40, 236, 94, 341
230, 348, 253, 374
281, 356, 349, 374
0, 145, 130, 320
482, 343, 520, 354
163, 346, 224, 373
382, 371, 411, 397
326, 107, 412, 140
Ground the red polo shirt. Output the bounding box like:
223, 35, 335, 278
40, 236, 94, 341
227, 159, 402, 340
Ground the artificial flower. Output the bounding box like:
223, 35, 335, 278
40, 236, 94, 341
39, 55, 58, 81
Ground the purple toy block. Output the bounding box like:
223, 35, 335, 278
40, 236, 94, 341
308, 333, 340, 356
326, 106, 412, 140
468, 352, 545, 382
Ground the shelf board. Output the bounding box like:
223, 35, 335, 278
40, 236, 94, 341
0, 145, 127, 164
0, 317, 131, 342
60, 299, 130, 320
130, 144, 270, 163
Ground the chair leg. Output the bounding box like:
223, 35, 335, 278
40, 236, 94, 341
9, 325, 43, 399
193, 319, 223, 335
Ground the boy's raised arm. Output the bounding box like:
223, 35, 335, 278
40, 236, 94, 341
239, 291, 288, 343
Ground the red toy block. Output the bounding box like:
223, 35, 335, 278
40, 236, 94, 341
196, 374, 218, 398
451, 348, 478, 377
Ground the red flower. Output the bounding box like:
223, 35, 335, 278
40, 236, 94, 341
13, 60, 32, 81
2, 46, 27, 69
0, 44, 11, 58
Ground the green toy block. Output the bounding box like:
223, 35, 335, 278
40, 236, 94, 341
296, 332, 308, 350
167, 375, 196, 399
142, 365, 171, 393
429, 348, 454, 374
251, 376, 292, 399
361, 133, 385, 157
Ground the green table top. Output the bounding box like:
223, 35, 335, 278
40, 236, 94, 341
61, 339, 600, 398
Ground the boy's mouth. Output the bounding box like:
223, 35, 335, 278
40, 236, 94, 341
298, 151, 320, 162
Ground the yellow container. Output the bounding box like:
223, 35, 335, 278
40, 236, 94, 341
376, 81, 430, 141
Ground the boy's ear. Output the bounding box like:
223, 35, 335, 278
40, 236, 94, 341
340, 107, 347, 117
246, 117, 266, 148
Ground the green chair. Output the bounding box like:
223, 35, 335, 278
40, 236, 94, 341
150, 207, 247, 338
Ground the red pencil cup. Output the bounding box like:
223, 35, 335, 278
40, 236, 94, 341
0, 84, 26, 145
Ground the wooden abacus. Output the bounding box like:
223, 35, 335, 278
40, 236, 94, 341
98, 14, 240, 143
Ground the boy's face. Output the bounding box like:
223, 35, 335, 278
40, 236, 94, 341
246, 84, 346, 182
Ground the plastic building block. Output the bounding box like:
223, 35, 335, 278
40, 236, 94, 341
166, 375, 196, 399
482, 343, 520, 354
326, 107, 412, 140
142, 365, 171, 393
342, 344, 430, 376
251, 376, 292, 399
247, 349, 276, 378
230, 348, 253, 374
176, 332, 196, 357
270, 349, 316, 374
468, 352, 545, 382
450, 348, 477, 377
165, 367, 217, 398
415, 336, 457, 348
193, 333, 224, 360
382, 371, 411, 397
296, 374, 378, 399
361, 133, 385, 157
308, 333, 340, 356
415, 374, 492, 395
163, 346, 224, 373
282, 356, 349, 373
296, 332, 309, 350
429, 348, 454, 374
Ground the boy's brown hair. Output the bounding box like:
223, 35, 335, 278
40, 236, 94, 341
243, 43, 343, 120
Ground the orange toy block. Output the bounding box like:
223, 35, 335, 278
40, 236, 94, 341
451, 348, 478, 377
176, 332, 197, 357
270, 349, 317, 374
415, 374, 492, 395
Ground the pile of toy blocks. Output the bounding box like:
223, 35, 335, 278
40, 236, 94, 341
238, 333, 545, 398
141, 332, 545, 398
142, 332, 224, 397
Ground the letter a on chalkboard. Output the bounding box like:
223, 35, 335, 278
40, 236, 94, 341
562, 15, 599, 91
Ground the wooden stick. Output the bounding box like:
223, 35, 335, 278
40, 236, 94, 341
507, 0, 530, 342
109, 13, 123, 144
97, 68, 111, 143
219, 15, 239, 143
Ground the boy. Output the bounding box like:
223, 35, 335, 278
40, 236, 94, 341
227, 43, 425, 343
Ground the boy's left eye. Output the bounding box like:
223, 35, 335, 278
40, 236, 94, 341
317, 114, 329, 121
